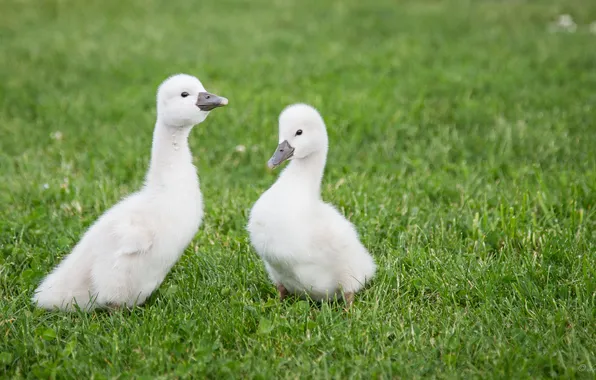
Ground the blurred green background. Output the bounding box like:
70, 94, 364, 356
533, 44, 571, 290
1, 0, 595, 378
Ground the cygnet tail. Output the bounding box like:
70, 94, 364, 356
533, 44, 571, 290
32, 248, 93, 311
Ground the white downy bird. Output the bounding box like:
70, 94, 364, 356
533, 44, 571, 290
247, 104, 376, 305
32, 74, 228, 311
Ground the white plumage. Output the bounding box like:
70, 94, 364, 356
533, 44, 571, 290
32, 74, 228, 311
247, 104, 376, 305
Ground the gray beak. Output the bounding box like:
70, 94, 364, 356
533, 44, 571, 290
267, 140, 294, 169
196, 92, 228, 111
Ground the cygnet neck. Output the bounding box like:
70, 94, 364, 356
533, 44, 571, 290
280, 148, 327, 197
145, 120, 195, 188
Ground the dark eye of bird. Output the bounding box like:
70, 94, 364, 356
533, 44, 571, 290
295, 129, 303, 136
181, 92, 189, 98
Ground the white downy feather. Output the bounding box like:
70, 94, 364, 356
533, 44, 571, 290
32, 74, 227, 311
248, 104, 376, 303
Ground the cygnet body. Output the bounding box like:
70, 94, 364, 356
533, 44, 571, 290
247, 104, 376, 305
33, 74, 228, 311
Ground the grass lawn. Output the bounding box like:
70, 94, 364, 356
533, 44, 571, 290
1, 0, 595, 378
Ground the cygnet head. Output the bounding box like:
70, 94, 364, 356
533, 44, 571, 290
156, 74, 228, 127
267, 104, 329, 169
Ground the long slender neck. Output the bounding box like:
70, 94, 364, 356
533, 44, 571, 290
278, 149, 327, 197
145, 121, 195, 188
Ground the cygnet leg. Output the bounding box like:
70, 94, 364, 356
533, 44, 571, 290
277, 284, 289, 300
105, 302, 124, 312
343, 292, 354, 308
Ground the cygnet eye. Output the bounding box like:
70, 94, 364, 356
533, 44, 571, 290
295, 129, 303, 136
181, 92, 189, 98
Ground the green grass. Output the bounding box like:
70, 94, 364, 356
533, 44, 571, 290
1, 0, 595, 378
